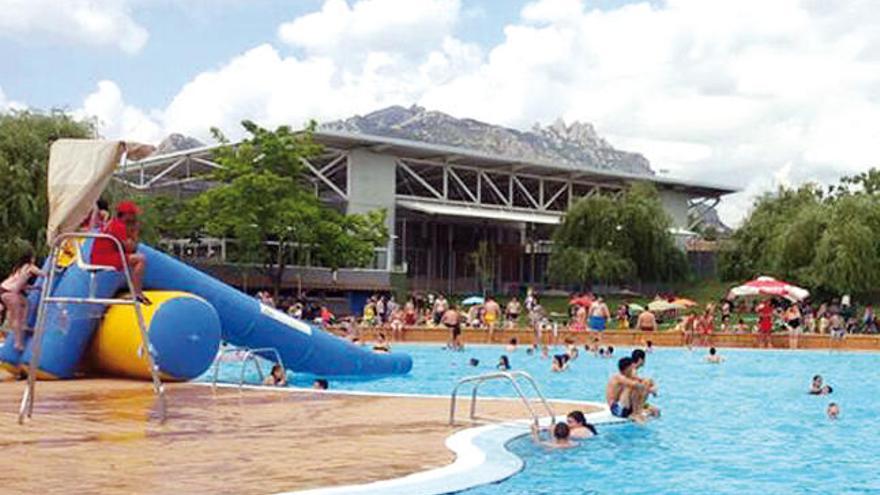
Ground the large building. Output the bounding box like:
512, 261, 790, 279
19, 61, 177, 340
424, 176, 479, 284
116, 130, 736, 297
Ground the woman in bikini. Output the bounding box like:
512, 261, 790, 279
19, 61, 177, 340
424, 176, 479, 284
1, 252, 44, 351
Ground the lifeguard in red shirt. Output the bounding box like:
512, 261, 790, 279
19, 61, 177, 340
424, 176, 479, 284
90, 200, 151, 305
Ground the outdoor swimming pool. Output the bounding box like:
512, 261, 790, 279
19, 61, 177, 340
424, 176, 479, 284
212, 343, 880, 494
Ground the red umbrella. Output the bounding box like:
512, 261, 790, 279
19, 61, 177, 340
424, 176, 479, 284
728, 276, 809, 301
569, 295, 594, 307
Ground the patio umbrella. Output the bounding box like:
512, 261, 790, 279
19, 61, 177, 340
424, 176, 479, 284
461, 296, 485, 306
628, 303, 645, 313
647, 299, 683, 312
672, 298, 698, 308
728, 276, 809, 302
569, 295, 594, 307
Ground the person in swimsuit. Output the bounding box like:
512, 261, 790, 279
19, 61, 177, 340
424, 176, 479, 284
809, 375, 833, 395
566, 410, 598, 439
497, 355, 511, 371
785, 304, 802, 349
263, 363, 287, 386
483, 296, 501, 343
605, 357, 648, 424
312, 378, 329, 390
636, 309, 658, 332
372, 333, 391, 353
589, 297, 610, 331
706, 347, 724, 363
631, 349, 660, 417
551, 353, 570, 372
827, 402, 840, 420
531, 422, 576, 449
442, 305, 463, 351
505, 297, 521, 330
1, 251, 44, 351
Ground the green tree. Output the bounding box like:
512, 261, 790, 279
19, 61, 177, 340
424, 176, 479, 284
194, 121, 388, 295
720, 170, 880, 296
548, 182, 688, 287
0, 110, 95, 273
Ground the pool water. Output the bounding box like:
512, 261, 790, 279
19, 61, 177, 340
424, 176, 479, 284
211, 343, 880, 494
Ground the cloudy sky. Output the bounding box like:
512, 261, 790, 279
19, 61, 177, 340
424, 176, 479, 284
2, 0, 879, 225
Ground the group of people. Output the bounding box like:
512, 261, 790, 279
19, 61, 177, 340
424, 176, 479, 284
810, 375, 840, 419
1, 199, 150, 356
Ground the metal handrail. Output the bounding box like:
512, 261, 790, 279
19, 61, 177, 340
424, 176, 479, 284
211, 347, 285, 390
19, 231, 167, 424
449, 370, 555, 428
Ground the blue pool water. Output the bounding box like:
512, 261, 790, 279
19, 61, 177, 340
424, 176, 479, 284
211, 343, 880, 494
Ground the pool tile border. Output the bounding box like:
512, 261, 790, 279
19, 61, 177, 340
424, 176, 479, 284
277, 405, 622, 495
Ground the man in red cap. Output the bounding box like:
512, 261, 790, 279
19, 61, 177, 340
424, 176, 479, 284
90, 200, 150, 305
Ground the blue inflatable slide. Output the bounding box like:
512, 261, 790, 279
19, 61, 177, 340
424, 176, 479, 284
0, 243, 412, 381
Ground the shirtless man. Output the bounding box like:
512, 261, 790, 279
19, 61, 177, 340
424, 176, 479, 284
442, 305, 463, 351
483, 297, 501, 343
606, 357, 649, 424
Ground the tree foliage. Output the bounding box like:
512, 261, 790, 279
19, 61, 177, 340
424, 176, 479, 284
0, 110, 95, 272
719, 169, 880, 295
191, 121, 388, 294
548, 182, 688, 287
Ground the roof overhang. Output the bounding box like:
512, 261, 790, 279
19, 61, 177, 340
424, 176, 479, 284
397, 199, 562, 224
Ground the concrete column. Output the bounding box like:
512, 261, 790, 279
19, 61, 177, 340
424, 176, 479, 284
346, 149, 397, 270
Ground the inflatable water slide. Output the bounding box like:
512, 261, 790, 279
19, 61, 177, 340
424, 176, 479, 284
0, 243, 412, 381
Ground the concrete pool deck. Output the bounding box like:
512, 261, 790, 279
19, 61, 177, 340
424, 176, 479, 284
0, 377, 598, 495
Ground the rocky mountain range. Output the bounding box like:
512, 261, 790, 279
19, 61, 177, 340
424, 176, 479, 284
322, 105, 654, 175
149, 105, 728, 233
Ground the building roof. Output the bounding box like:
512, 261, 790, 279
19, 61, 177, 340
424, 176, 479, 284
119, 130, 738, 197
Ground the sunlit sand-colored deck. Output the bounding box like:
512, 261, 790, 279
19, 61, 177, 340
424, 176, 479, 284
0, 375, 596, 495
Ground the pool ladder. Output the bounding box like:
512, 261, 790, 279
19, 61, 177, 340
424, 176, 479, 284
449, 370, 555, 428
210, 346, 285, 390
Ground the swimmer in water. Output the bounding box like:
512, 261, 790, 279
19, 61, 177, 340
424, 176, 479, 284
566, 410, 597, 439
469, 358, 480, 367
827, 402, 840, 420
705, 347, 725, 363
531, 422, 576, 449
312, 378, 328, 390
264, 363, 287, 386
497, 355, 511, 371
552, 353, 570, 372
506, 337, 518, 352
809, 375, 833, 395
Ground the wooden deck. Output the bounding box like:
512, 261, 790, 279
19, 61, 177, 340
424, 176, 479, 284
0, 378, 595, 494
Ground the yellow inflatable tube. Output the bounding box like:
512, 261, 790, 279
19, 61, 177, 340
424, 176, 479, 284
88, 290, 222, 381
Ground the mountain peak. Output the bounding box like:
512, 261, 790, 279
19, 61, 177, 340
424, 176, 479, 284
322, 106, 652, 174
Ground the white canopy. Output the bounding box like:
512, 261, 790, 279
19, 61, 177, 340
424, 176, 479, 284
46, 139, 153, 244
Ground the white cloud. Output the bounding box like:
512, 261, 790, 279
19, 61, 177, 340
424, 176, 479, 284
0, 86, 25, 112
72, 0, 880, 226
76, 80, 162, 143
0, 0, 148, 53
278, 0, 460, 63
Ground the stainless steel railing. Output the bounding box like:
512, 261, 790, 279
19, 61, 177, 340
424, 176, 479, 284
210, 347, 285, 390
449, 370, 555, 427
18, 232, 167, 424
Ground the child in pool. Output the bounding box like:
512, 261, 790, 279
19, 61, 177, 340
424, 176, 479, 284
531, 422, 577, 449
827, 402, 840, 420
497, 355, 511, 371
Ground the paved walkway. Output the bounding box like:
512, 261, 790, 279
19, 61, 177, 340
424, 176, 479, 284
0, 379, 595, 494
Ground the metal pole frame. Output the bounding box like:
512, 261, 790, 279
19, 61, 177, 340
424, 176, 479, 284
18, 232, 167, 424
